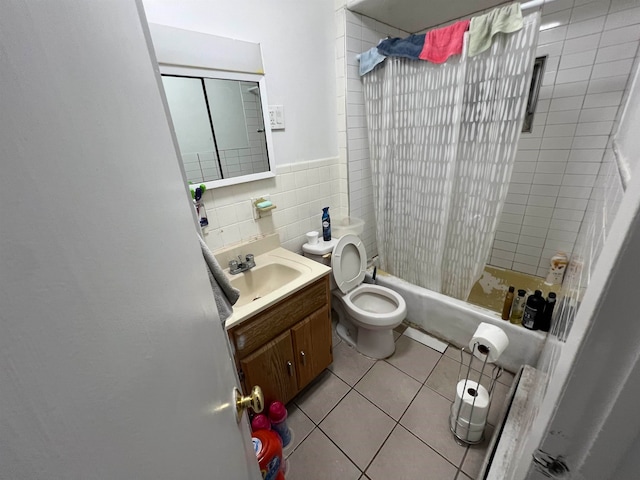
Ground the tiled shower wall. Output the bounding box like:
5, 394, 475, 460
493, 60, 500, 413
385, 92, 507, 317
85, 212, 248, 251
336, 6, 409, 260
338, 0, 639, 274
490, 0, 640, 277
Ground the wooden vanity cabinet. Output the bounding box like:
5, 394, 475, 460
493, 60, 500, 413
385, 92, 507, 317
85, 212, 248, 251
228, 274, 332, 406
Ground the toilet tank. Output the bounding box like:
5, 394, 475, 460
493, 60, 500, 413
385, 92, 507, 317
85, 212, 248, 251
302, 238, 337, 266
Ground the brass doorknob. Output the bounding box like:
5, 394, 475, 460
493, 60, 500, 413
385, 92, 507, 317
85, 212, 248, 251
234, 385, 264, 422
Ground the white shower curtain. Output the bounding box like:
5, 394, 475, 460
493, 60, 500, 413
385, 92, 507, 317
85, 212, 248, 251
363, 13, 540, 300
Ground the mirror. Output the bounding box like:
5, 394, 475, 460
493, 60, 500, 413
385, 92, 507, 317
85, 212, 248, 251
161, 72, 269, 184
148, 23, 276, 189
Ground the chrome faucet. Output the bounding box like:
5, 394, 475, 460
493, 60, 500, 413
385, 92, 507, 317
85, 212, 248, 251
229, 254, 256, 275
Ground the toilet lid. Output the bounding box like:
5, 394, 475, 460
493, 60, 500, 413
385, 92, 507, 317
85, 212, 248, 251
331, 234, 366, 294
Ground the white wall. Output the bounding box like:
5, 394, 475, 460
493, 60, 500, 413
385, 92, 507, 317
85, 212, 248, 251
143, 0, 347, 253
143, 0, 338, 166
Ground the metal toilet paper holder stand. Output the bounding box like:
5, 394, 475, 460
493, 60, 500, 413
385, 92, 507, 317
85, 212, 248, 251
449, 342, 503, 445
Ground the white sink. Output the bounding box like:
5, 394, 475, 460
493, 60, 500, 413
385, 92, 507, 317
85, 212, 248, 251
230, 262, 304, 307
217, 241, 331, 329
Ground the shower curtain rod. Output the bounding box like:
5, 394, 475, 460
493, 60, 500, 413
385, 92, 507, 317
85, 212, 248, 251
521, 0, 544, 10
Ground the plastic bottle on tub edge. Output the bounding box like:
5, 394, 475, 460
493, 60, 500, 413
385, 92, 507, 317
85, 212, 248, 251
523, 290, 545, 330
510, 289, 527, 325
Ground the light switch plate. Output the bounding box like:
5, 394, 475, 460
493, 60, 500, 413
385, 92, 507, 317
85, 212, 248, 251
268, 105, 285, 130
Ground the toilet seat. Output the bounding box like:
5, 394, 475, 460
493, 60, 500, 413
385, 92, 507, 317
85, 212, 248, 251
331, 235, 406, 328
331, 234, 366, 294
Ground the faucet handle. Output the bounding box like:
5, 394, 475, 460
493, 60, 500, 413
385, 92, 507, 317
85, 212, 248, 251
229, 259, 239, 270
245, 254, 255, 264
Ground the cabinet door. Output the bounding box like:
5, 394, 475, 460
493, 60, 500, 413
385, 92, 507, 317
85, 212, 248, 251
291, 306, 333, 390
240, 330, 298, 406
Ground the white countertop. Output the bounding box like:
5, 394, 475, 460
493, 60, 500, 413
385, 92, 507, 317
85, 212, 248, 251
223, 247, 331, 330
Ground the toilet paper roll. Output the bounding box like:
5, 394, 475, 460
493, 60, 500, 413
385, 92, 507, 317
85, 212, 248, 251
453, 380, 490, 425
469, 322, 509, 364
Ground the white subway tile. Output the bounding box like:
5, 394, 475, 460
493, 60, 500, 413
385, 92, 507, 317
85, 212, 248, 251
534, 112, 549, 126
562, 33, 601, 54
539, 25, 568, 45
558, 186, 593, 198
509, 182, 532, 195
599, 23, 640, 46
566, 16, 606, 40
541, 137, 574, 149
571, 135, 609, 149
538, 149, 571, 162
579, 106, 618, 122
552, 81, 589, 98
519, 137, 543, 150
536, 98, 551, 113
553, 208, 586, 221
556, 197, 589, 210
569, 147, 604, 160
571, 1, 611, 23
546, 109, 581, 124
536, 162, 566, 174
492, 248, 516, 261
518, 234, 546, 248
517, 244, 544, 257
547, 229, 579, 242
559, 49, 597, 70
562, 174, 597, 187
514, 161, 537, 173
538, 41, 565, 58
604, 6, 640, 30
555, 65, 593, 84
514, 253, 542, 266
591, 58, 634, 79
528, 195, 558, 207
543, 123, 577, 137
503, 203, 527, 214
523, 215, 552, 228
587, 75, 628, 95
565, 161, 603, 175
506, 193, 530, 205
542, 9, 573, 30
609, 0, 640, 14
496, 231, 520, 243
539, 85, 555, 100
533, 173, 563, 186
531, 184, 561, 196
544, 238, 576, 253
526, 205, 555, 218
596, 41, 638, 64
545, 56, 561, 73
516, 150, 540, 162
494, 240, 518, 252
521, 225, 548, 238
575, 121, 614, 135
550, 218, 582, 232
501, 213, 525, 224
490, 256, 514, 269
511, 172, 534, 184
497, 220, 521, 233
549, 95, 584, 111
543, 0, 575, 15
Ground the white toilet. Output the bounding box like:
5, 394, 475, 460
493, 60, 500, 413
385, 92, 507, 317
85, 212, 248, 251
303, 233, 407, 359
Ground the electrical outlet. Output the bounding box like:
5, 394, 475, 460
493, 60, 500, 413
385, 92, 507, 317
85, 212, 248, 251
268, 105, 285, 130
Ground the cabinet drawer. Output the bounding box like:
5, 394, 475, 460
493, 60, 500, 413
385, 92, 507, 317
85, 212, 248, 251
232, 275, 329, 358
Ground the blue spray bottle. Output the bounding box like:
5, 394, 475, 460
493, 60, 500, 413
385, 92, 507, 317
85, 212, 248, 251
322, 207, 331, 241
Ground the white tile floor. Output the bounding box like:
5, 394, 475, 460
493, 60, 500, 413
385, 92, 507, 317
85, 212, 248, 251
283, 324, 514, 480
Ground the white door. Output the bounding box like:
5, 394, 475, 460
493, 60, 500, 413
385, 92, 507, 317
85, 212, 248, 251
0, 1, 260, 479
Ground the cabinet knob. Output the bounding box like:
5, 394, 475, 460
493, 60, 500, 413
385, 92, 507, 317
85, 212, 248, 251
287, 361, 294, 376
300, 350, 306, 365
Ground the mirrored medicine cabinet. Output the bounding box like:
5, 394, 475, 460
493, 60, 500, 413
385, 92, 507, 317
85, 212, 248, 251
148, 23, 276, 190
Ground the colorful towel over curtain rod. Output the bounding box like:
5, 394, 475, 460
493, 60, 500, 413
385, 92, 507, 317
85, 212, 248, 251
357, 2, 524, 76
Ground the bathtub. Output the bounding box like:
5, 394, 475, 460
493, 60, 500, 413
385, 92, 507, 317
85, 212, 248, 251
372, 272, 545, 373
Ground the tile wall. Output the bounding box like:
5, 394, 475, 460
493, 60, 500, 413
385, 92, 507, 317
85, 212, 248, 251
199, 156, 348, 253
338, 0, 639, 274
490, 0, 640, 277
336, 6, 409, 260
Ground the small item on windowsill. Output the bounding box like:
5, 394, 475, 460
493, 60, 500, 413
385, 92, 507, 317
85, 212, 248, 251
501, 286, 515, 320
